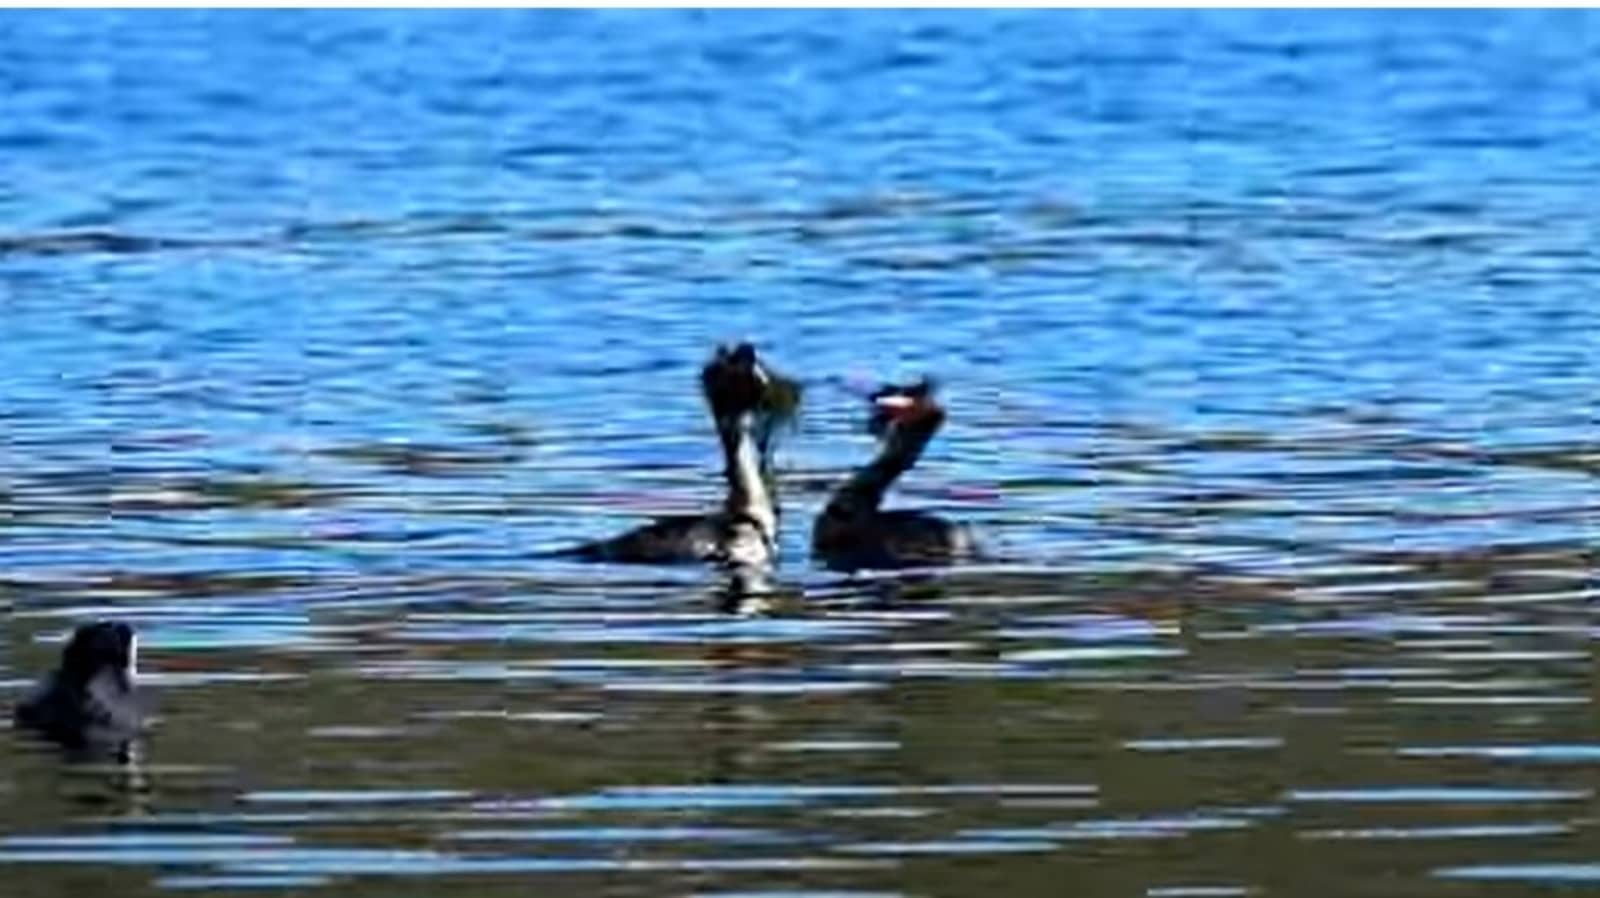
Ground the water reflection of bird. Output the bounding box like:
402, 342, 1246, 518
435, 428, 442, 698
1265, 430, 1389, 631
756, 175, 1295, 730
560, 343, 798, 581
13, 621, 144, 760
813, 379, 976, 571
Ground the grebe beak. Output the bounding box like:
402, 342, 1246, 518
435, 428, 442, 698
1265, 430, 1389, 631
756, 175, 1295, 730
874, 393, 917, 415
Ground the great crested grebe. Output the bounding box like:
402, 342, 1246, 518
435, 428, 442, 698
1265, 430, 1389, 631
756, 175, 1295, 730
13, 620, 143, 755
562, 343, 797, 572
812, 379, 974, 570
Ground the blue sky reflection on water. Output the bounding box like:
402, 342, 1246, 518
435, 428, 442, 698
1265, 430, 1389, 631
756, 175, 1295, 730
0, 10, 1596, 898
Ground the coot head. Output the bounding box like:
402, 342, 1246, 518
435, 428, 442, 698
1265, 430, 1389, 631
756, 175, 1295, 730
59, 620, 138, 691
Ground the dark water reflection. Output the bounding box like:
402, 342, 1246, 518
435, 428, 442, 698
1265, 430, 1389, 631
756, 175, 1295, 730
2, 9, 1598, 898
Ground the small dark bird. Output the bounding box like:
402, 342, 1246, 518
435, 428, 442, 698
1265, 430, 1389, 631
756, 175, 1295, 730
813, 378, 976, 571
13, 621, 143, 755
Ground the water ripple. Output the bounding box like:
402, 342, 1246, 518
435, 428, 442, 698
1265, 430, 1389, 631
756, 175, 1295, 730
2, 9, 1596, 898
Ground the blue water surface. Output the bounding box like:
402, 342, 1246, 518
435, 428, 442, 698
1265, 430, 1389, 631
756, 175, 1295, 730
0, 11, 1596, 898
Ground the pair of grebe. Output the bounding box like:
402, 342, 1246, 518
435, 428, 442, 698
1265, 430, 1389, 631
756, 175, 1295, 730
13, 343, 968, 754
565, 342, 971, 573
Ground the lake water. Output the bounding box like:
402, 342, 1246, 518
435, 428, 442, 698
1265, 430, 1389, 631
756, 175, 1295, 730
1, 9, 1596, 898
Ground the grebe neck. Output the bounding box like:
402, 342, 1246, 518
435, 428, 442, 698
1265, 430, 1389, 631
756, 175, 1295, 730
717, 413, 776, 545
823, 418, 939, 519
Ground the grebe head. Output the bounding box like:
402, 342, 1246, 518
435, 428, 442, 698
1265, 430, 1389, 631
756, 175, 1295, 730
868, 378, 944, 441
59, 620, 138, 690
702, 343, 802, 427
702, 343, 768, 420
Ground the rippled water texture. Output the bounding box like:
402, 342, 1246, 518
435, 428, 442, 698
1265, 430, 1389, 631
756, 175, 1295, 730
2, 10, 1597, 898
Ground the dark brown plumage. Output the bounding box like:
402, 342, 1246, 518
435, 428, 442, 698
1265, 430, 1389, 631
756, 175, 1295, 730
562, 343, 796, 569
813, 379, 975, 571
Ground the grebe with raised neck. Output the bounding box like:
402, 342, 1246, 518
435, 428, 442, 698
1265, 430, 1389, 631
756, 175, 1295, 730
812, 379, 974, 571
562, 343, 797, 572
